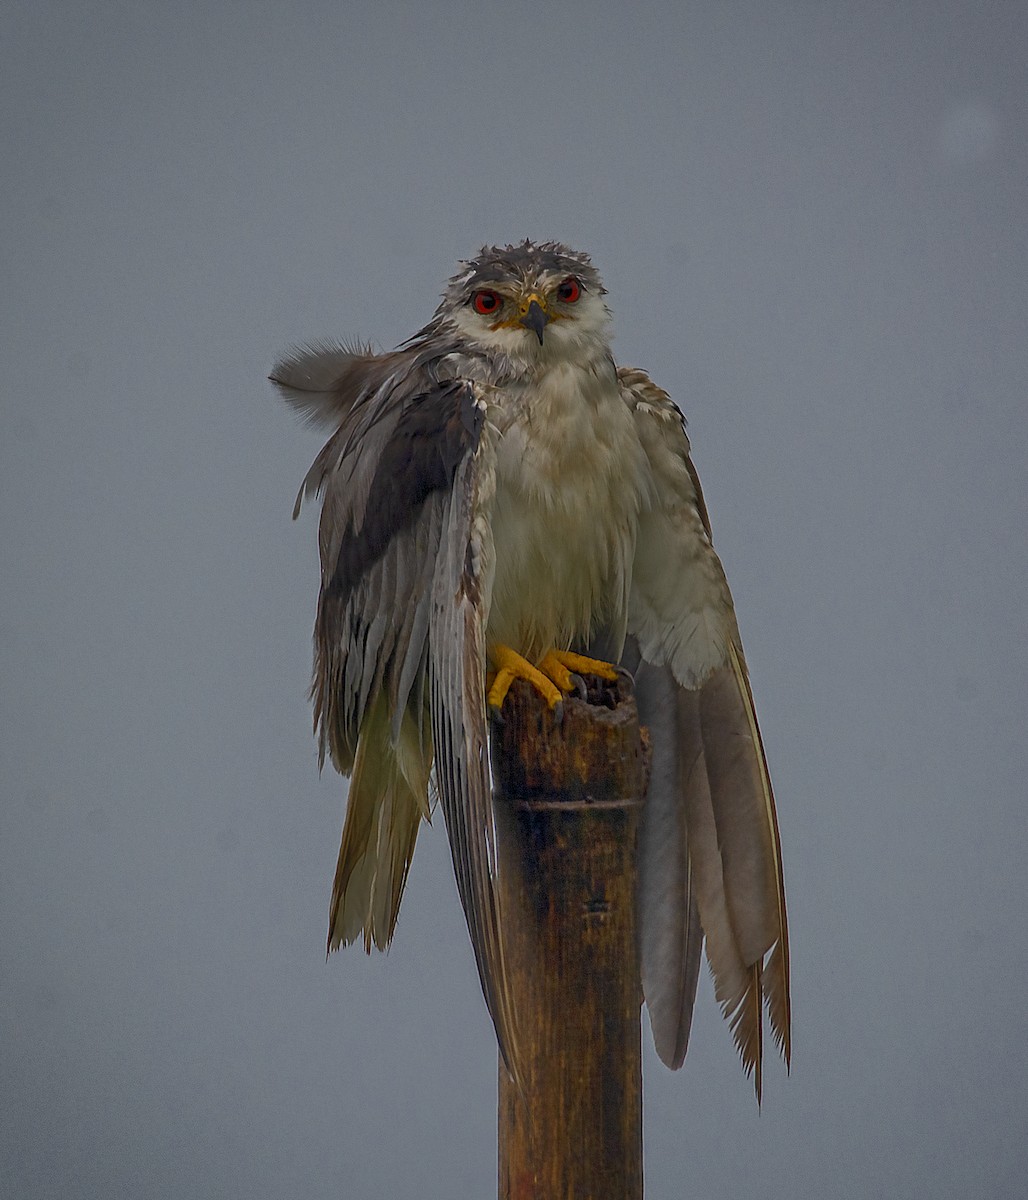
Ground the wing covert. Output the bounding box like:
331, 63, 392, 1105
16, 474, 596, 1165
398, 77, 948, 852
281, 358, 484, 773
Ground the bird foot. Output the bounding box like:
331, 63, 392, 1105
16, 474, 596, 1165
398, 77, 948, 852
540, 649, 620, 692
486, 646, 620, 717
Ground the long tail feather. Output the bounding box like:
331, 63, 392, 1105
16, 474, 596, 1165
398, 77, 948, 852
726, 642, 791, 1067
674, 686, 766, 1085
634, 660, 704, 1068
327, 694, 431, 952
693, 647, 791, 1089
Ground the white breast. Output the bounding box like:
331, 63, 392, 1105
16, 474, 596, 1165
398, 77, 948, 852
485, 356, 651, 662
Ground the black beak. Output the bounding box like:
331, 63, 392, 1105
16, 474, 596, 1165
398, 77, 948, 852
519, 299, 550, 345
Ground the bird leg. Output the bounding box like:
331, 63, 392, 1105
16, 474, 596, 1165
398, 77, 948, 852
487, 645, 620, 715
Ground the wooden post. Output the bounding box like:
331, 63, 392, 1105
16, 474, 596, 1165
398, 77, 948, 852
493, 675, 649, 1200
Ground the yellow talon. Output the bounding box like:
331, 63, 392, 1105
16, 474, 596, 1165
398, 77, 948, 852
487, 645, 564, 711
487, 645, 620, 713
540, 649, 620, 688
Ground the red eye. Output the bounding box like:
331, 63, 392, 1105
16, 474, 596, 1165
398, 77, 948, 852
472, 290, 502, 315
557, 277, 581, 303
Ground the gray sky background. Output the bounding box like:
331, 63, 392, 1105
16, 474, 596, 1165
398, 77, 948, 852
2, 2, 1026, 1197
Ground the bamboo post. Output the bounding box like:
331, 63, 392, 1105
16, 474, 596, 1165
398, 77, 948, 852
492, 674, 649, 1200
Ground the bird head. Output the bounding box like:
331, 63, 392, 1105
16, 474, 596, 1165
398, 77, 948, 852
439, 240, 611, 362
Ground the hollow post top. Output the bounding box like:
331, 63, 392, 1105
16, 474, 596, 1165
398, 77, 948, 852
490, 675, 649, 809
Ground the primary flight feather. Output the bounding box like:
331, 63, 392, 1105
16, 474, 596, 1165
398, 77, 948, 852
272, 240, 790, 1096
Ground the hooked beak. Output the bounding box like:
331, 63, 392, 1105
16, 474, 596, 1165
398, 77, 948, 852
518, 296, 550, 345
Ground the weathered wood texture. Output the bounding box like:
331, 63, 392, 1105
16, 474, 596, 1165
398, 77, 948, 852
494, 676, 649, 1200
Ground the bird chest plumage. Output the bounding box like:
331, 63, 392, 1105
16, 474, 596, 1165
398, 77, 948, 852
486, 354, 649, 663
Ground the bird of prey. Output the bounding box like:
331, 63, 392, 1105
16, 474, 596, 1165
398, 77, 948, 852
272, 240, 790, 1097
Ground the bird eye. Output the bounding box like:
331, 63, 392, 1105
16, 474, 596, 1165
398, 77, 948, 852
472, 290, 502, 315
556, 277, 581, 304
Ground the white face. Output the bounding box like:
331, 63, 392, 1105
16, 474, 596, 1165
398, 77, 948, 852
448, 272, 612, 363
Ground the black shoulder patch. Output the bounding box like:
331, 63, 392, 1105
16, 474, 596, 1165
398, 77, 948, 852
328, 381, 482, 597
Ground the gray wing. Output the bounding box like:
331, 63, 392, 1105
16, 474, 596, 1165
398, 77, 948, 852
275, 343, 474, 772
620, 367, 791, 1100
273, 345, 521, 1079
